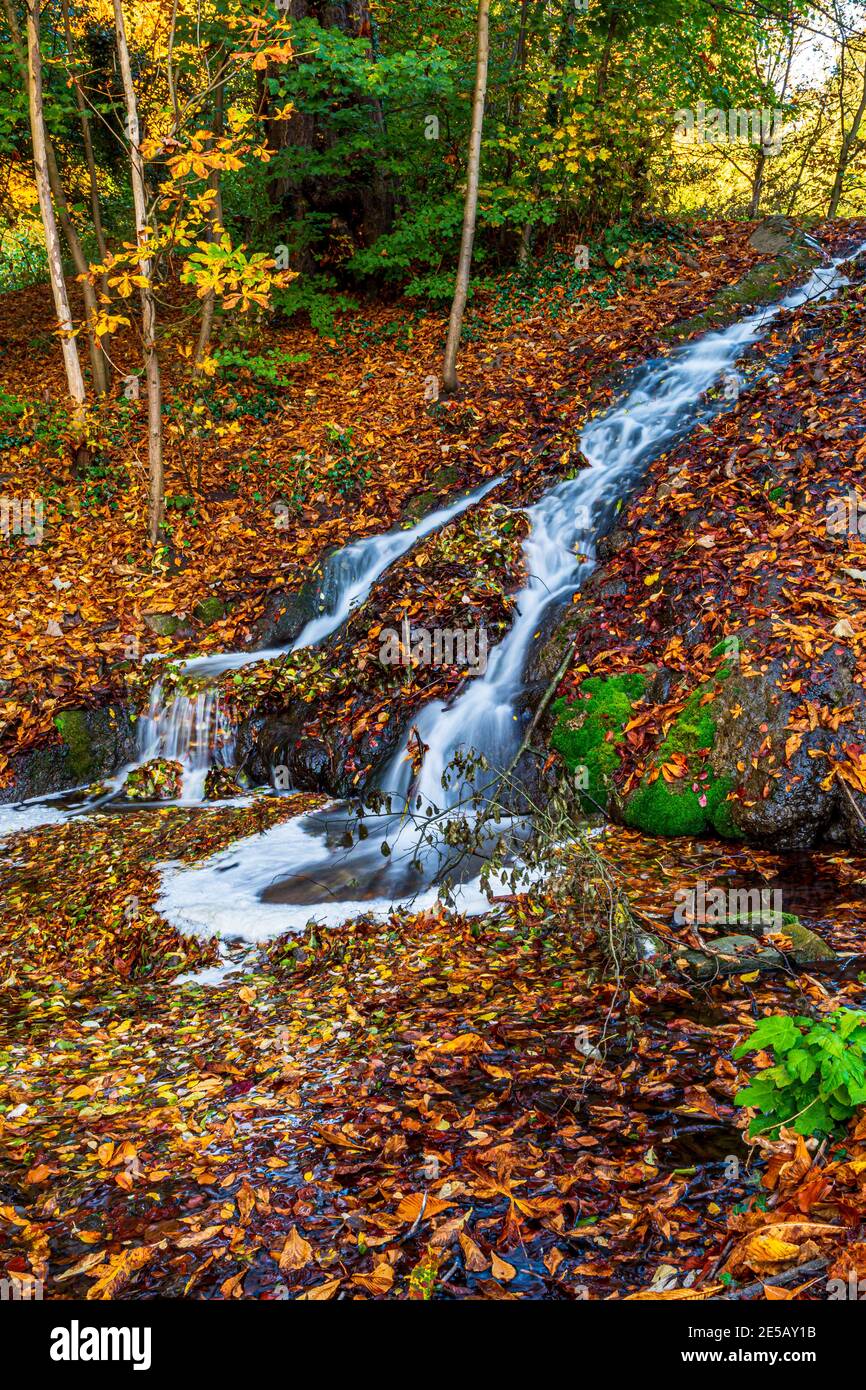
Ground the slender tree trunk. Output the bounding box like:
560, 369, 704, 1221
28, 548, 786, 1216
505, 0, 530, 183
752, 25, 794, 221
113, 0, 163, 546
786, 104, 826, 216
828, 63, 866, 217
10, 0, 109, 394
25, 0, 86, 418
351, 0, 394, 243
748, 147, 766, 218
45, 139, 110, 395
546, 0, 574, 128
441, 0, 490, 395
167, 0, 180, 125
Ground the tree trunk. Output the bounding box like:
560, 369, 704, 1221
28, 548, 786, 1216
748, 147, 766, 218
45, 138, 110, 396
505, 0, 530, 183
113, 0, 163, 546
828, 65, 866, 217
266, 1, 394, 260
441, 0, 490, 395
25, 0, 86, 418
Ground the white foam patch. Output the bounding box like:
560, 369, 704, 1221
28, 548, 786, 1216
0, 802, 69, 842
155, 812, 508, 944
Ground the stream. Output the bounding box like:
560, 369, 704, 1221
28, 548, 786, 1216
4, 242, 864, 953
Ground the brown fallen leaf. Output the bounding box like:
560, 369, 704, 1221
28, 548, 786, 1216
55, 1249, 107, 1282
296, 1278, 341, 1301
273, 1226, 314, 1272
544, 1247, 564, 1277
491, 1252, 517, 1282
353, 1262, 394, 1295
459, 1232, 490, 1272
430, 1031, 491, 1055
396, 1192, 453, 1224
626, 1285, 723, 1300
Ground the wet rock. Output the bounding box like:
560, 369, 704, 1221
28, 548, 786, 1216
143, 612, 182, 637
1, 705, 136, 803
403, 466, 460, 523
252, 573, 326, 649
193, 596, 227, 626
710, 650, 866, 849
203, 766, 243, 800
238, 699, 407, 797
675, 914, 836, 982
596, 526, 632, 562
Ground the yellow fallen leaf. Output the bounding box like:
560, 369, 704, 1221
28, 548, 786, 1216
353, 1262, 394, 1295
396, 1192, 453, 1224
459, 1233, 489, 1272
626, 1284, 723, 1300
87, 1246, 155, 1300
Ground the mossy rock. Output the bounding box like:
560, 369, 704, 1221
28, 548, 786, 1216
659, 245, 819, 342
623, 775, 738, 838
3, 705, 135, 802
125, 758, 183, 801
725, 910, 835, 963
54, 710, 94, 782
193, 596, 227, 625
550, 673, 647, 812
726, 908, 799, 938
403, 466, 460, 522
549, 670, 743, 838
676, 915, 835, 982
620, 684, 742, 839
143, 612, 181, 637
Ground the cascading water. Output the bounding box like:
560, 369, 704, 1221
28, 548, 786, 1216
5, 242, 862, 903
155, 241, 866, 942
135, 680, 237, 802
118, 476, 501, 800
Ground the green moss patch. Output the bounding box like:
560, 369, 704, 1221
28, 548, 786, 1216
622, 685, 741, 839
659, 247, 817, 342
550, 673, 647, 812
54, 710, 93, 782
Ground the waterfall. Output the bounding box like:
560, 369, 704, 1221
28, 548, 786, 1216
122, 475, 501, 799
155, 239, 866, 938
135, 680, 237, 801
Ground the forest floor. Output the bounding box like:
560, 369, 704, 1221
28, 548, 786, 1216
0, 215, 829, 772
3, 218, 866, 1300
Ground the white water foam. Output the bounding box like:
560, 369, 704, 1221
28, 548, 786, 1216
0, 801, 68, 844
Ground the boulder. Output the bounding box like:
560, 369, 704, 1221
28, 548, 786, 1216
143, 612, 182, 637
1, 705, 136, 802
749, 216, 796, 256
674, 915, 836, 982
193, 596, 227, 626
